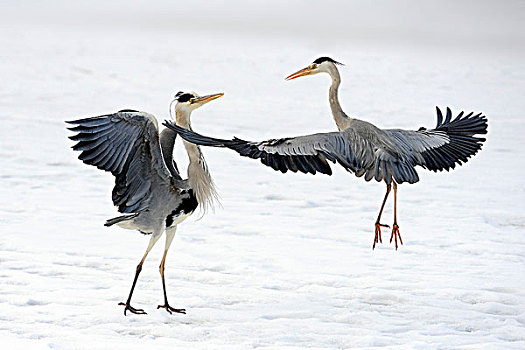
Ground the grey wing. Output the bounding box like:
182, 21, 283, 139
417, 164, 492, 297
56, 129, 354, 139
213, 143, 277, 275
164, 121, 422, 184
256, 130, 382, 175
67, 110, 173, 213
163, 121, 379, 176
386, 107, 488, 172
244, 132, 374, 175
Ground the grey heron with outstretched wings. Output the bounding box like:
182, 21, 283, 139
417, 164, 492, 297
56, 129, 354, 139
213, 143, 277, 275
164, 57, 488, 250
67, 91, 222, 315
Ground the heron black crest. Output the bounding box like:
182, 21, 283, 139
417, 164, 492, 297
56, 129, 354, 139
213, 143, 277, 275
174, 91, 194, 103
313, 57, 344, 66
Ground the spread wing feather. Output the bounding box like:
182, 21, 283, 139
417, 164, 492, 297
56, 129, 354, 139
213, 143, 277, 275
163, 121, 385, 179
163, 106, 486, 185
67, 111, 174, 213
387, 107, 487, 172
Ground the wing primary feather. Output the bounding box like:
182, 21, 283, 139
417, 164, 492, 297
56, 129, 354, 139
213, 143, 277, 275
436, 107, 443, 128
445, 107, 452, 124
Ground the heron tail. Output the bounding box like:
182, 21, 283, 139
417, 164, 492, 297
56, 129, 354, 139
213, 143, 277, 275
104, 213, 139, 227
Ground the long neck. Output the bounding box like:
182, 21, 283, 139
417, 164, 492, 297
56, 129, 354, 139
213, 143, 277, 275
175, 107, 219, 212
328, 66, 351, 131
175, 108, 201, 167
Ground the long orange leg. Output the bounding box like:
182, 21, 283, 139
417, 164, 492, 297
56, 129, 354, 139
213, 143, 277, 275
390, 181, 403, 250
373, 183, 391, 250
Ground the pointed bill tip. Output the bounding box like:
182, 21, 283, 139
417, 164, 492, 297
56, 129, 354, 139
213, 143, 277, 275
193, 92, 224, 104
285, 67, 311, 81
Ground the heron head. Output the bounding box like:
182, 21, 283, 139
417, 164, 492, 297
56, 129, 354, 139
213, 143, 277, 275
285, 57, 343, 81
171, 91, 224, 116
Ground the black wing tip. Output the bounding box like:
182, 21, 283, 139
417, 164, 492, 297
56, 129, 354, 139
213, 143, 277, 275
162, 120, 188, 134
436, 106, 486, 116
162, 120, 178, 128
65, 116, 100, 124
65, 118, 91, 125
118, 109, 139, 113
435, 107, 488, 125
423, 107, 489, 171
66, 110, 137, 127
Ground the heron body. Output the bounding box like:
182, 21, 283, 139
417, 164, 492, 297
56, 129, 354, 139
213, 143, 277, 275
67, 91, 222, 315
165, 57, 488, 249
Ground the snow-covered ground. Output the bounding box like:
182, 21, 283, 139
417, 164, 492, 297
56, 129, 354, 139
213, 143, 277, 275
1, 1, 524, 349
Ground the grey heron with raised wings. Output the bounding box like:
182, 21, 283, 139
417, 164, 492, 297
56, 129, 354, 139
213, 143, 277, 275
67, 91, 222, 315
164, 57, 487, 250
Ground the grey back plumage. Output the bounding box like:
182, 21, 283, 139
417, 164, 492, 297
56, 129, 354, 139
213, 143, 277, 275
163, 107, 487, 185
67, 110, 180, 214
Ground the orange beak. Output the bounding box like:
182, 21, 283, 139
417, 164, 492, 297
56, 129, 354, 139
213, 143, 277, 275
191, 93, 224, 105
285, 67, 312, 81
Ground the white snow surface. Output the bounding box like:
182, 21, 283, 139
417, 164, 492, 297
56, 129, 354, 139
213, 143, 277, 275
1, 1, 525, 349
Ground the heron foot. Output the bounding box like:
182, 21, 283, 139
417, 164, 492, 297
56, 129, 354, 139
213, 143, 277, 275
118, 302, 147, 316
373, 223, 389, 249
390, 223, 403, 250
157, 303, 186, 315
